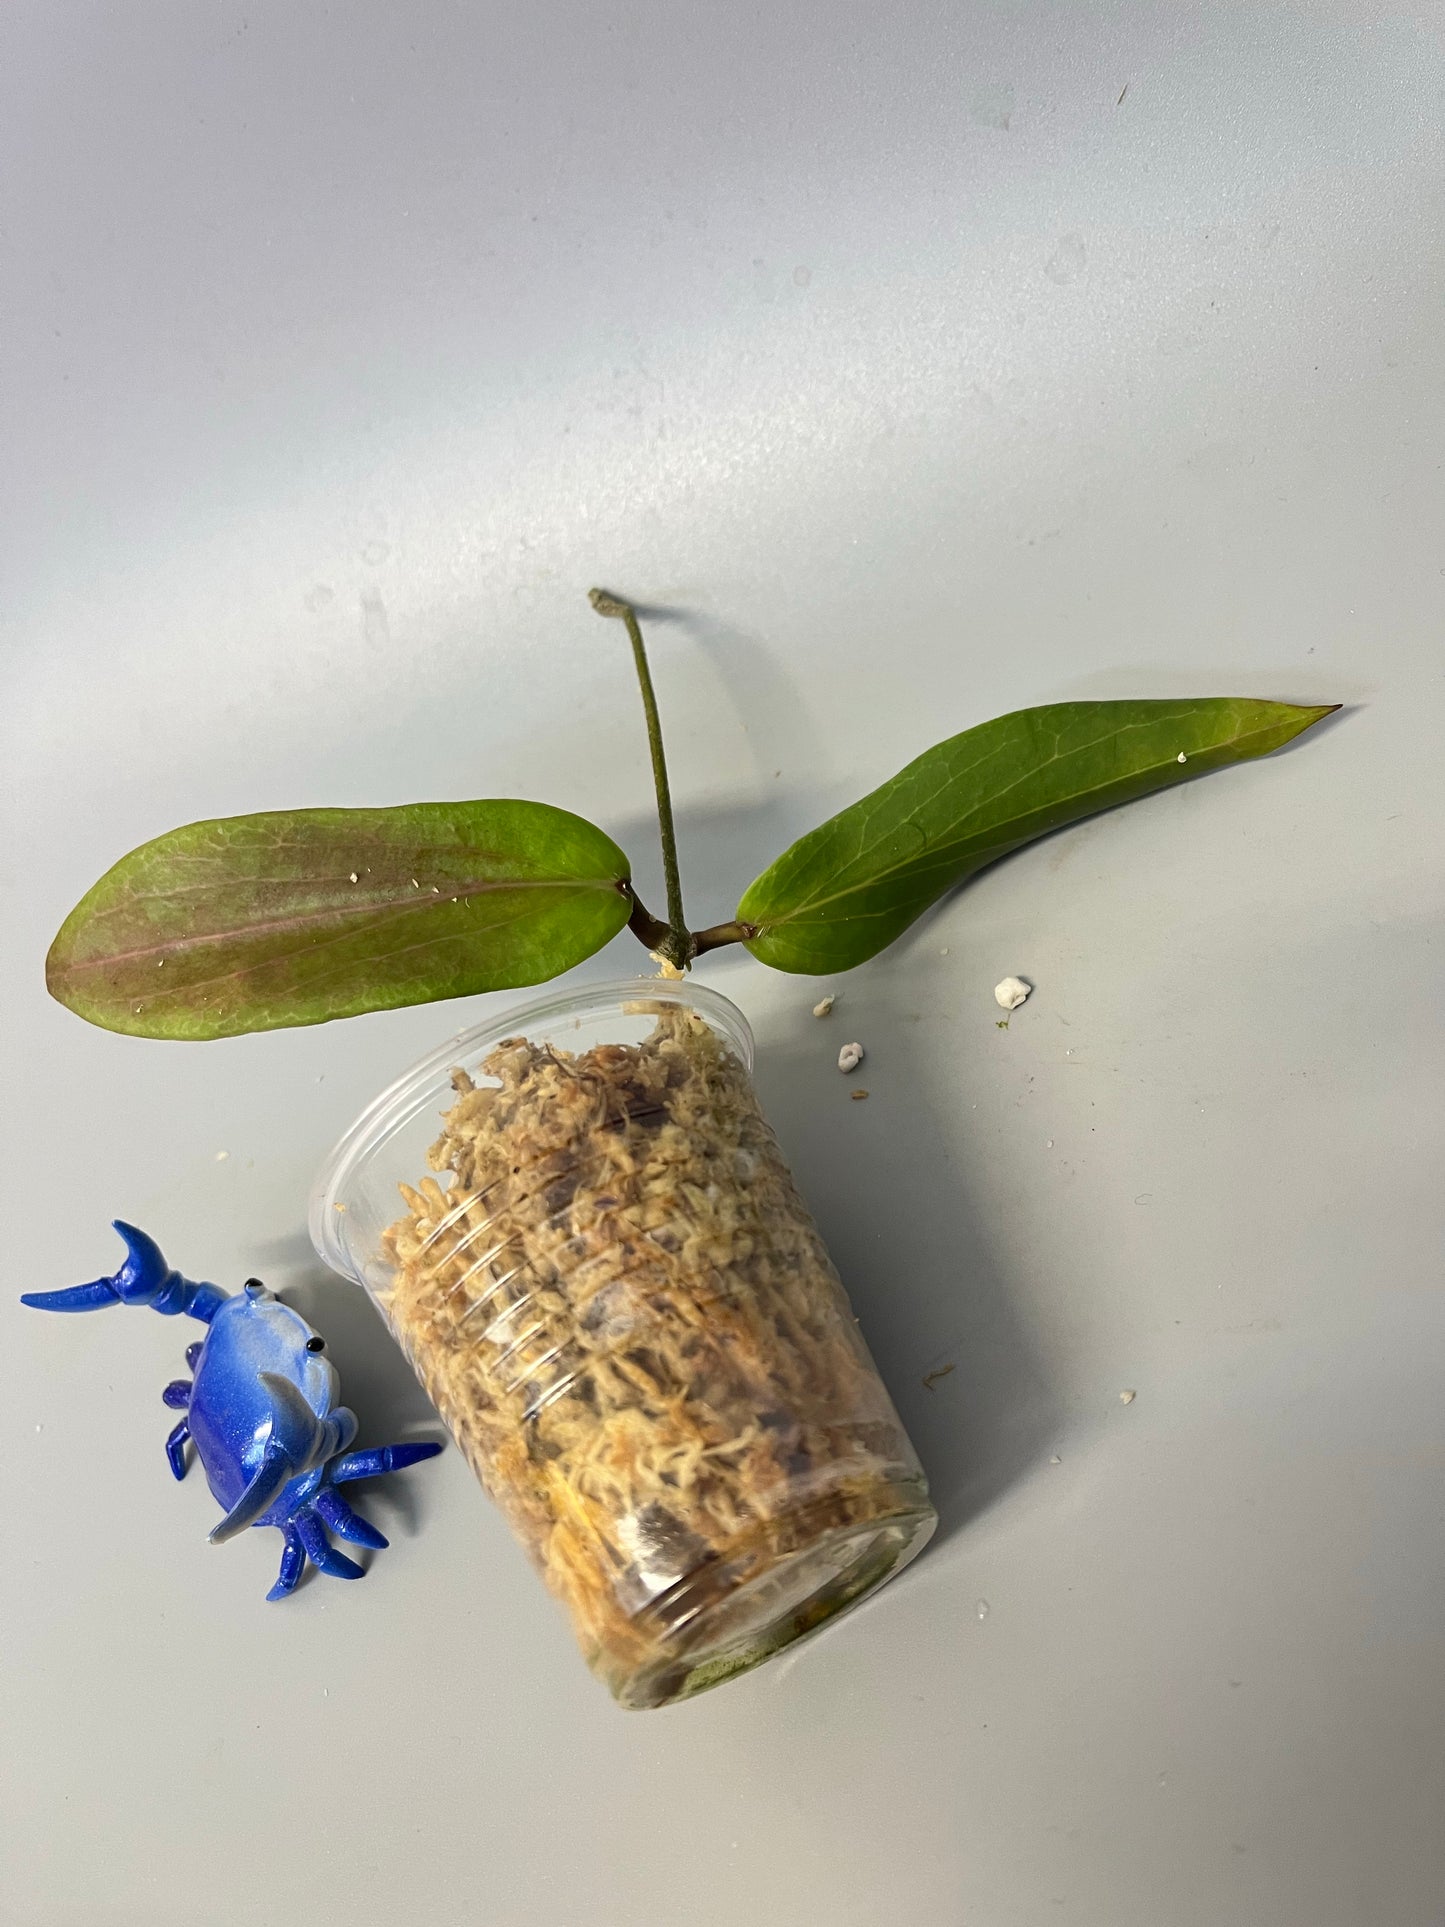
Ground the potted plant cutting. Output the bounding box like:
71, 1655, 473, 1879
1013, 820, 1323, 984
41, 592, 1335, 1704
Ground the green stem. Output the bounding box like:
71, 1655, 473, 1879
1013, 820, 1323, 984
590, 589, 690, 967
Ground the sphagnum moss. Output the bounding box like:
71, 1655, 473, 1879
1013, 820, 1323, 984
381, 1002, 928, 1702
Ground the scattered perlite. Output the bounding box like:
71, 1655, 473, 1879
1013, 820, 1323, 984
837, 1041, 865, 1074
1119, 1389, 1136, 1404
1176, 751, 1188, 764
994, 976, 1032, 1011
812, 996, 835, 1018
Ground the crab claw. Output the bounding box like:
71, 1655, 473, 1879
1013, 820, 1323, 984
208, 1435, 301, 1544
22, 1222, 227, 1323
208, 1373, 355, 1545
21, 1279, 123, 1313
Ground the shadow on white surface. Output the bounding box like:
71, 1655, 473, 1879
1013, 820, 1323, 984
755, 1006, 1060, 1556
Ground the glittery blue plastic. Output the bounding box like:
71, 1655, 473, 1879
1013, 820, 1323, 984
23, 1222, 441, 1599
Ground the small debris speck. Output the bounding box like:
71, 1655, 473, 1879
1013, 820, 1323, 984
837, 1041, 864, 1073
922, 1362, 955, 1390
1049, 1454, 1061, 1464
994, 976, 1031, 1011
1046, 1138, 1054, 1149
1177, 751, 1188, 764
812, 995, 835, 1017
411, 878, 420, 888
940, 946, 950, 956
1119, 1389, 1137, 1404
850, 1088, 869, 1101
976, 1599, 990, 1621
348, 871, 359, 884
215, 1151, 229, 1161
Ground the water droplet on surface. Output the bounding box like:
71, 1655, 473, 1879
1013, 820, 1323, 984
976, 1599, 990, 1620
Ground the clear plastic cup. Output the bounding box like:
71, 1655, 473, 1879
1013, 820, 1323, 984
310, 977, 935, 1707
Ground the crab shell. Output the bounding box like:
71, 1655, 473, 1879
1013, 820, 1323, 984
189, 1284, 351, 1526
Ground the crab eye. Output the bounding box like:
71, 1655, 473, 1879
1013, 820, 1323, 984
305, 1336, 325, 1353
244, 1279, 266, 1297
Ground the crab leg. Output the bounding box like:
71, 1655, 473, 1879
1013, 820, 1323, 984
294, 1508, 365, 1581
165, 1420, 191, 1481
329, 1441, 442, 1483
314, 1487, 388, 1550
267, 1524, 306, 1602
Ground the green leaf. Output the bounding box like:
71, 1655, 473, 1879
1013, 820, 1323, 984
738, 699, 1337, 973
47, 800, 633, 1039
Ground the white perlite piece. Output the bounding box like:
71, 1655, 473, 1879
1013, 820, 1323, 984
994, 976, 1031, 1011
1177, 751, 1188, 764
812, 995, 835, 1018
1119, 1389, 1137, 1404
837, 1041, 865, 1074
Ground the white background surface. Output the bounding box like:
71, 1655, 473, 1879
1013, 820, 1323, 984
3, 6, 1443, 1924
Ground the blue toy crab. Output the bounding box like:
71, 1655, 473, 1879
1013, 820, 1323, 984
23, 1222, 441, 1600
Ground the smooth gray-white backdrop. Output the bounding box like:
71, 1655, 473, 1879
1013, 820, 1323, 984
3, 6, 1442, 1924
